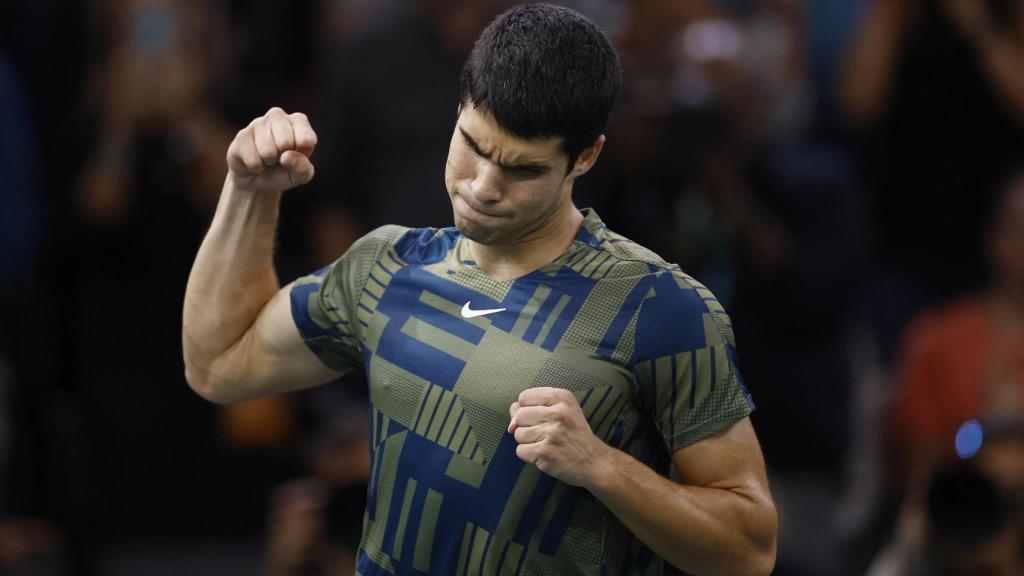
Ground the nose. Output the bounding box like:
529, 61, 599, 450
469, 160, 503, 204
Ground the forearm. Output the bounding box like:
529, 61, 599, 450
182, 175, 282, 397
838, 0, 906, 125
586, 446, 776, 576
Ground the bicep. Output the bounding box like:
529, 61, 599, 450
671, 417, 771, 500
669, 417, 778, 571
240, 282, 347, 400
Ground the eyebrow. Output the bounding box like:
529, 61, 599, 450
459, 128, 552, 175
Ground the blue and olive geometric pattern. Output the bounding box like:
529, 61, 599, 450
291, 209, 753, 576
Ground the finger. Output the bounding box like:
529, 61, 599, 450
270, 116, 296, 154
513, 423, 546, 445
507, 401, 521, 433
226, 137, 247, 174
228, 128, 264, 174
518, 387, 569, 407
252, 118, 280, 166
515, 441, 544, 466
509, 405, 553, 428
290, 112, 317, 156
280, 151, 315, 186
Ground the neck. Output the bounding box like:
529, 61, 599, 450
468, 202, 584, 281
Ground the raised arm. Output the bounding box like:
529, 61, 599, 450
183, 107, 342, 404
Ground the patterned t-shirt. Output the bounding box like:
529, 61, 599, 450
290, 208, 754, 576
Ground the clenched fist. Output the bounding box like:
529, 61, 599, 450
508, 387, 611, 487
227, 107, 318, 194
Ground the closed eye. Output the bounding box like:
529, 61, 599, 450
504, 164, 547, 178
460, 128, 551, 177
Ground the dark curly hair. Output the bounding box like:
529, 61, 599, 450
459, 3, 622, 172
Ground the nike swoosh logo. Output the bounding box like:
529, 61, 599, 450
461, 302, 506, 318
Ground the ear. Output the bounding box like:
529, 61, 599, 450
569, 135, 606, 178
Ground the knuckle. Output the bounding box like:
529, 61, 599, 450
274, 123, 295, 143
252, 119, 269, 136
255, 135, 276, 152
267, 106, 285, 116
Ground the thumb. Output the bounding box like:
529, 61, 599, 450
280, 150, 315, 185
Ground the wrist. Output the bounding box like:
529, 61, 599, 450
582, 442, 624, 494
209, 175, 284, 239
224, 173, 284, 206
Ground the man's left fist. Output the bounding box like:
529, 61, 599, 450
508, 387, 610, 487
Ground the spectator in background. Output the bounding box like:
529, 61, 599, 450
866, 428, 1024, 576
840, 0, 1024, 363
69, 0, 242, 538
837, 2, 1024, 567
863, 169, 1024, 575
0, 48, 61, 575
889, 170, 1024, 486
76, 0, 232, 226
310, 0, 510, 233
265, 392, 369, 576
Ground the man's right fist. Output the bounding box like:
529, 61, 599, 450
226, 107, 318, 194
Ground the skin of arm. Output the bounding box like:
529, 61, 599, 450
182, 107, 342, 404
509, 387, 777, 576
941, 0, 1024, 124
838, 0, 911, 125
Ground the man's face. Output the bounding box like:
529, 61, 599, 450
444, 105, 573, 245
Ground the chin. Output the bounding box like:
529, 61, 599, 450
455, 217, 505, 245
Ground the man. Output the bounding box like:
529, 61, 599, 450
183, 5, 777, 575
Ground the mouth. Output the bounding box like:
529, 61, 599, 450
454, 194, 507, 220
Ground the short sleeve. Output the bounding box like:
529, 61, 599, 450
631, 270, 754, 452
289, 225, 406, 372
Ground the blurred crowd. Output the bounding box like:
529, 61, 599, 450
1, 0, 1022, 574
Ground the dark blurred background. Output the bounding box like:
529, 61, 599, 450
1, 0, 1022, 574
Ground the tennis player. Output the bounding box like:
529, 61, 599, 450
183, 4, 776, 575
